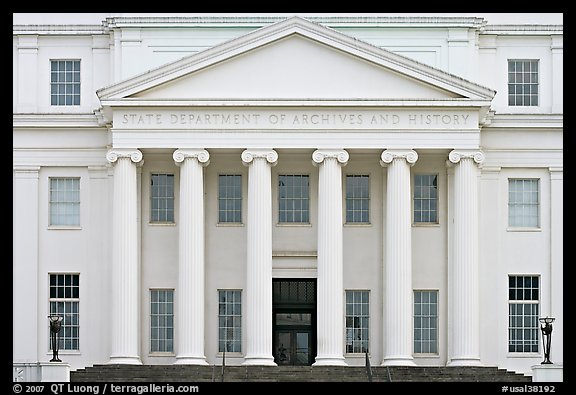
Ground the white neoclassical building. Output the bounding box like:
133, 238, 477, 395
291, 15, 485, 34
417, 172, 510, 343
13, 13, 563, 380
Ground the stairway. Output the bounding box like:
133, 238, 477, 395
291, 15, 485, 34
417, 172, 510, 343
71, 364, 532, 382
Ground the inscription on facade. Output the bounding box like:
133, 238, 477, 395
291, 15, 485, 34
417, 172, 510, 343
116, 110, 476, 130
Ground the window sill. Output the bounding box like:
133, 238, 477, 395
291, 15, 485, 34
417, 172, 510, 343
216, 223, 245, 227
215, 352, 243, 358
148, 352, 175, 357
506, 227, 541, 232
276, 223, 312, 227
47, 226, 82, 230
344, 223, 372, 227
506, 353, 541, 358
46, 351, 81, 355
345, 353, 371, 357
413, 353, 440, 358
148, 222, 176, 226
412, 223, 440, 227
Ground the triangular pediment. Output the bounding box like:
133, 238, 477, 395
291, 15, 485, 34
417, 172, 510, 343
97, 16, 495, 103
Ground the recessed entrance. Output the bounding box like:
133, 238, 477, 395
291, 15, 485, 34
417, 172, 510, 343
272, 279, 316, 365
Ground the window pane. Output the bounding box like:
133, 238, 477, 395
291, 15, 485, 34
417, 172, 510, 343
508, 179, 539, 228
150, 290, 174, 352
49, 178, 80, 226
345, 291, 369, 353
414, 175, 438, 224
346, 175, 370, 223
508, 276, 539, 353
150, 174, 174, 223
508, 60, 539, 107
218, 290, 242, 352
49, 275, 79, 351
413, 290, 438, 354
279, 175, 309, 223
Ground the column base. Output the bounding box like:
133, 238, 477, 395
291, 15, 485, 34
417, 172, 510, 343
242, 357, 277, 366
108, 356, 142, 365
174, 356, 209, 365
313, 357, 347, 366
381, 356, 416, 366
447, 358, 483, 367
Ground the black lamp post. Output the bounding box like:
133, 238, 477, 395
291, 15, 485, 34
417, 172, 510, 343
48, 315, 63, 362
539, 316, 555, 365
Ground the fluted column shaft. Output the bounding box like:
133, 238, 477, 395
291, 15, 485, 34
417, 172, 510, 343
380, 149, 418, 366
447, 150, 484, 366
241, 149, 278, 366
173, 149, 210, 365
106, 148, 143, 365
312, 149, 349, 366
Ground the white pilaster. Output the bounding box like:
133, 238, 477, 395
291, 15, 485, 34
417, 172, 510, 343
312, 149, 349, 366
173, 149, 210, 365
13, 167, 40, 364
106, 148, 143, 365
447, 149, 484, 366
380, 149, 418, 366
241, 149, 278, 366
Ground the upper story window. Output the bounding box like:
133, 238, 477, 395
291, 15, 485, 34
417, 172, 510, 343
508, 179, 539, 228
413, 174, 438, 224
50, 60, 80, 106
279, 175, 309, 223
508, 60, 539, 107
49, 274, 79, 351
49, 177, 80, 227
218, 175, 242, 223
346, 175, 370, 223
150, 174, 174, 223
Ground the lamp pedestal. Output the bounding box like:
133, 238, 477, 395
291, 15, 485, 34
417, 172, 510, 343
532, 364, 563, 382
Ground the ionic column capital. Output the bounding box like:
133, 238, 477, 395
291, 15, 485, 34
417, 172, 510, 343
312, 149, 349, 166
448, 150, 485, 165
173, 149, 210, 166
106, 148, 143, 164
380, 149, 418, 166
241, 149, 278, 166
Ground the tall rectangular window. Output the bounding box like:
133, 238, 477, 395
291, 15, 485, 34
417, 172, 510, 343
49, 274, 79, 351
508, 179, 539, 228
346, 175, 370, 223
150, 174, 174, 223
150, 289, 174, 353
414, 174, 438, 223
509, 275, 539, 353
278, 175, 309, 223
50, 60, 80, 106
508, 60, 539, 107
218, 175, 242, 223
49, 177, 80, 226
345, 290, 369, 353
218, 290, 241, 352
414, 290, 438, 354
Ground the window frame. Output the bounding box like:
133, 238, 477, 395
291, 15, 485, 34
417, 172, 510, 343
345, 290, 370, 354
48, 273, 80, 353
217, 174, 243, 225
507, 178, 540, 230
507, 59, 540, 107
277, 174, 310, 225
413, 289, 439, 355
507, 275, 540, 355
345, 174, 371, 225
149, 173, 175, 224
217, 289, 242, 354
149, 288, 175, 355
48, 177, 81, 228
50, 59, 81, 106
412, 173, 439, 226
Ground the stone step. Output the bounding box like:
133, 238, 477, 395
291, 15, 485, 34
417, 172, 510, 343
71, 364, 531, 382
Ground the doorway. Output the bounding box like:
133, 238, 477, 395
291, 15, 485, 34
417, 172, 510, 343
272, 279, 316, 365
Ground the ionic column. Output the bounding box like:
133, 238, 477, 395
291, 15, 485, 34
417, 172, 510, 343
241, 149, 278, 366
312, 149, 349, 366
173, 149, 210, 365
380, 149, 418, 366
447, 150, 484, 366
106, 148, 143, 365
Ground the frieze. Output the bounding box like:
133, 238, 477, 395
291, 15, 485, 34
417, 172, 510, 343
114, 109, 477, 130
